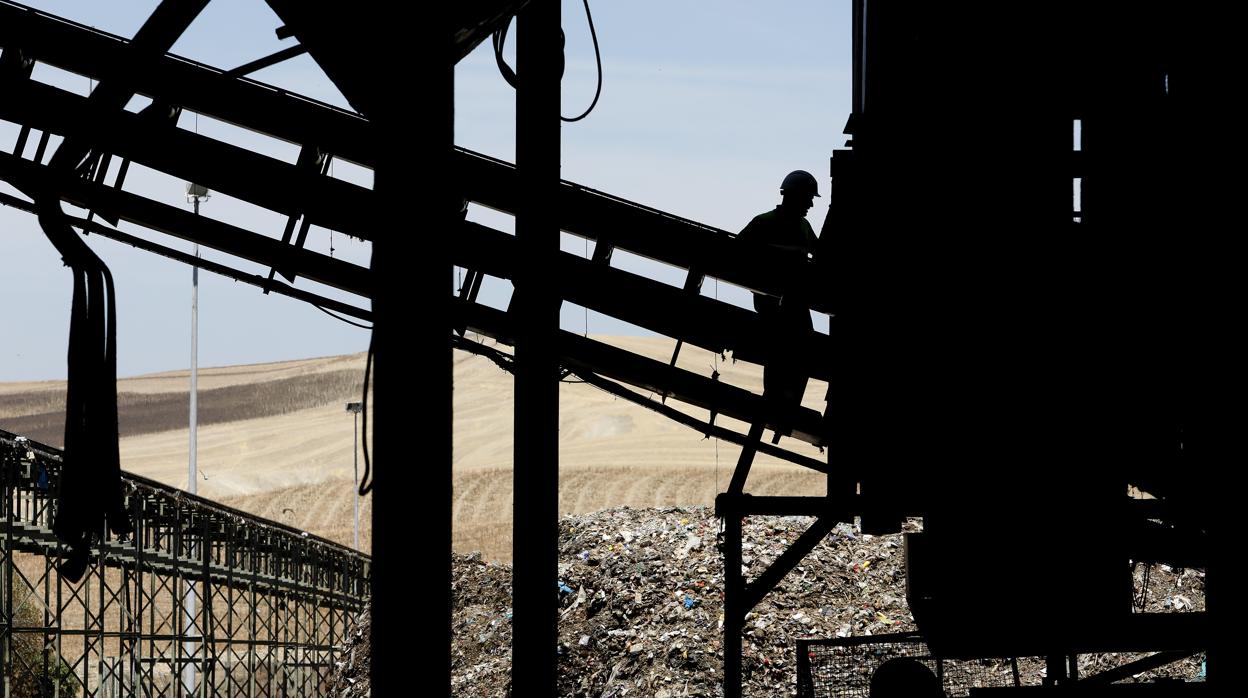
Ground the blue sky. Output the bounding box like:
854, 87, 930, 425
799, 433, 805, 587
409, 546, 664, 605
0, 0, 851, 380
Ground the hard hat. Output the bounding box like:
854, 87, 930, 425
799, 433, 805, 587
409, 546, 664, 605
780, 170, 820, 197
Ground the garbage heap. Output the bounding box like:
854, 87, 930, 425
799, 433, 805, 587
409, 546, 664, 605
327, 605, 371, 698
336, 505, 1205, 697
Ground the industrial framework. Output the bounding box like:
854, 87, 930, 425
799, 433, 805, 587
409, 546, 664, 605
2, 429, 370, 696
0, 1, 1236, 697
1, 5, 834, 694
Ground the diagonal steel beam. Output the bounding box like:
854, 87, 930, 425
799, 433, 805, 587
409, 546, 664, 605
0, 75, 374, 239
0, 1, 373, 166
1, 6, 830, 312
742, 516, 839, 612
0, 190, 371, 321
1, 8, 831, 315
451, 332, 829, 472
1079, 650, 1200, 685
454, 298, 828, 448
0, 151, 371, 297
223, 44, 309, 78
453, 221, 834, 382
455, 149, 831, 312
47, 0, 209, 173
4, 5, 833, 314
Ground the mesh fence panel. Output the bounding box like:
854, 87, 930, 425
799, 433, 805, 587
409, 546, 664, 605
798, 632, 1025, 698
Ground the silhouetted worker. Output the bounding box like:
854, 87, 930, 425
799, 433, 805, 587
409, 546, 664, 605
738, 170, 820, 440
870, 657, 944, 698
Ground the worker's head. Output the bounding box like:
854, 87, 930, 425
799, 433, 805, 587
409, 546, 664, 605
869, 658, 944, 698
780, 169, 820, 214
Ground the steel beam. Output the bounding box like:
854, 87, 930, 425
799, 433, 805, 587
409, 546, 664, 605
715, 493, 858, 519
0, 0, 372, 166
0, 156, 371, 298
511, 1, 561, 694
452, 331, 830, 471
453, 299, 827, 446
742, 516, 838, 613
1, 4, 832, 314
723, 512, 744, 698
0, 75, 373, 239
365, 3, 454, 697
0, 6, 830, 319
455, 149, 831, 313
453, 221, 834, 382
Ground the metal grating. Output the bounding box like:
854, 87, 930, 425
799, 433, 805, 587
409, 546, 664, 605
797, 632, 1023, 698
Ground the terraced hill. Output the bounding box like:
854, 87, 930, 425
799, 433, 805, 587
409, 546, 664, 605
1, 336, 828, 560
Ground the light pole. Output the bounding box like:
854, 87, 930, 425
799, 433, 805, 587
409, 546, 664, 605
186, 182, 209, 498
346, 401, 362, 551
183, 181, 209, 696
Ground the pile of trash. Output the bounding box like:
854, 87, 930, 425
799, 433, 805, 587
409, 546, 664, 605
452, 551, 517, 696
334, 505, 1205, 697
327, 607, 371, 698
537, 507, 922, 697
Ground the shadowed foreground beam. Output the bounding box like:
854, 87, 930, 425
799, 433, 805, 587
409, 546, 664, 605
512, 1, 561, 694
367, 6, 454, 696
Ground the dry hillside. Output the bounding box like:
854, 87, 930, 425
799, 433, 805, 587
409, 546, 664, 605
1, 336, 828, 559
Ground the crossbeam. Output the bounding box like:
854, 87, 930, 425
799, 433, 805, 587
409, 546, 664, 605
454, 221, 833, 382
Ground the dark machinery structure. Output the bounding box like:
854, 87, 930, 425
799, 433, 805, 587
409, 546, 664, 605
1, 1, 1236, 696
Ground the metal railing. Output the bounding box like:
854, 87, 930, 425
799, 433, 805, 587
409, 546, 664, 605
2, 428, 371, 697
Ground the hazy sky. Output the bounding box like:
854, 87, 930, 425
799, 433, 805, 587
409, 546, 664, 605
0, 0, 851, 381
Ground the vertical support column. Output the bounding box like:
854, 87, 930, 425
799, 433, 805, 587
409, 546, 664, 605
722, 508, 744, 698
48, 544, 57, 695
1044, 654, 1066, 686
200, 517, 212, 696
248, 579, 257, 698
795, 639, 811, 698
1174, 9, 1235, 684
97, 526, 106, 696
512, 0, 562, 694
137, 504, 151, 693
370, 4, 454, 697
128, 494, 142, 698
2, 460, 11, 698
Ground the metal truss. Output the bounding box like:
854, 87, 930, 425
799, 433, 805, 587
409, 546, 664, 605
0, 0, 830, 456
2, 0, 1234, 696
0, 2, 835, 694
2, 429, 370, 697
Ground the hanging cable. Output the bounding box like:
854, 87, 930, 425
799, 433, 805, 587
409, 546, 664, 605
491, 19, 518, 88
453, 334, 515, 374
562, 0, 603, 122
313, 304, 373, 329
29, 75, 133, 581
714, 277, 720, 494
491, 0, 604, 122
328, 160, 336, 258
357, 337, 373, 495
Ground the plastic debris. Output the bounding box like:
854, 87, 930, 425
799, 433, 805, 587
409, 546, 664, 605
318, 505, 1205, 697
